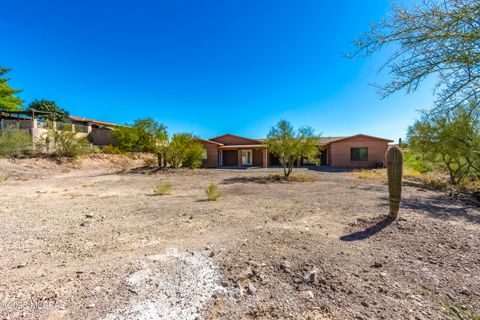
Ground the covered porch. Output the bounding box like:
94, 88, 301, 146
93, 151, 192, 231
218, 145, 268, 168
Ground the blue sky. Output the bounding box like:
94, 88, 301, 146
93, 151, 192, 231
1, 0, 434, 141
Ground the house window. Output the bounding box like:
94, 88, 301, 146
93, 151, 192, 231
202, 149, 208, 160
351, 147, 368, 161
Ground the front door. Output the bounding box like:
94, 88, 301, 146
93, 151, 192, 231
241, 150, 252, 166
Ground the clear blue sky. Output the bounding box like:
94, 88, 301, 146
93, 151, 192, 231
1, 0, 434, 141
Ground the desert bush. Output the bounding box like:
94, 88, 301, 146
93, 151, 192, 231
111, 118, 167, 153
0, 172, 6, 182
421, 172, 448, 189
154, 182, 172, 196
266, 173, 316, 182
112, 156, 131, 172
48, 130, 89, 158
0, 128, 32, 157
205, 183, 220, 201
289, 173, 316, 182
103, 145, 124, 155
160, 133, 204, 169
143, 156, 158, 167
88, 146, 101, 154
457, 178, 480, 193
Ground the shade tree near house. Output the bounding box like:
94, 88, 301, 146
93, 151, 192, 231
350, 0, 480, 113
266, 120, 319, 177
0, 67, 23, 111
27, 99, 69, 122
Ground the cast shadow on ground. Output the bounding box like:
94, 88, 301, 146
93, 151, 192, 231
339, 216, 394, 241
378, 192, 480, 224
221, 175, 285, 185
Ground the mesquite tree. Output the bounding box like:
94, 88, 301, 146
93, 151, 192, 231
266, 120, 319, 177
350, 0, 480, 113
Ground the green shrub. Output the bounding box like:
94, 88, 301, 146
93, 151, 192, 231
48, 129, 90, 158
205, 183, 220, 201
0, 128, 32, 157
154, 182, 172, 196
160, 133, 204, 169
0, 172, 6, 183
111, 118, 167, 153
403, 149, 432, 174
182, 142, 204, 169
103, 145, 124, 155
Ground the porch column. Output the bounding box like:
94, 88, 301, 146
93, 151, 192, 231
262, 148, 268, 168
237, 149, 242, 168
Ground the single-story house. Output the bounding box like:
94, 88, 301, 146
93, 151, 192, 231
197, 133, 393, 169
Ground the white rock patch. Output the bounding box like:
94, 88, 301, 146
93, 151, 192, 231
105, 248, 219, 320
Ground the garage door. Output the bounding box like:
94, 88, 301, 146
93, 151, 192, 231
222, 150, 238, 166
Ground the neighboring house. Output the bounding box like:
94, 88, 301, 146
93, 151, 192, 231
67, 115, 117, 130
197, 133, 393, 169
66, 115, 118, 146
0, 109, 118, 147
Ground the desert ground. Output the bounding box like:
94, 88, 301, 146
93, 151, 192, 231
0, 155, 479, 320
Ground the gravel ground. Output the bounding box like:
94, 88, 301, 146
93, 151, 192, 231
0, 157, 479, 320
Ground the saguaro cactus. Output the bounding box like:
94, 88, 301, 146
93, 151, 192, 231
386, 146, 403, 220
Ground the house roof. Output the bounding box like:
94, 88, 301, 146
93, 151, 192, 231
1, 109, 51, 117
68, 115, 118, 127
219, 144, 265, 149
325, 134, 394, 144
209, 133, 262, 144
196, 138, 224, 146
256, 136, 345, 145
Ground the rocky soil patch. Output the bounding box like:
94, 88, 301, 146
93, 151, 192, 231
0, 159, 478, 319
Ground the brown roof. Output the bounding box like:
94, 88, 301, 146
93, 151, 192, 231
325, 134, 394, 144
219, 144, 265, 149
196, 138, 224, 146
68, 115, 118, 127
256, 137, 345, 145
209, 133, 262, 144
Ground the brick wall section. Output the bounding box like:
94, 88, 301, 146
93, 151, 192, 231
198, 141, 219, 168
329, 136, 390, 168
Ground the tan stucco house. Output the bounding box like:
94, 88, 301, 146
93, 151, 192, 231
198, 133, 393, 169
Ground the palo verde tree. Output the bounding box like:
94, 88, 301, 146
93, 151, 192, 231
111, 117, 168, 153
160, 133, 204, 169
0, 67, 23, 111
27, 99, 69, 122
350, 0, 480, 113
266, 120, 319, 177
407, 104, 480, 184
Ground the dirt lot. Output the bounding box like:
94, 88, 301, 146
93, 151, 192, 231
0, 156, 479, 320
